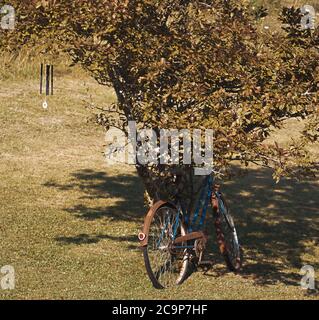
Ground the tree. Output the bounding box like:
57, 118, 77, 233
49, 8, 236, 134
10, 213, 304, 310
1, 0, 318, 210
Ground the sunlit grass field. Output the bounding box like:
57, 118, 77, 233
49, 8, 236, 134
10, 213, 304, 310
0, 0, 318, 300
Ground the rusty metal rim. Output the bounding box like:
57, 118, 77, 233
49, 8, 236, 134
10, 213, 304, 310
139, 200, 177, 247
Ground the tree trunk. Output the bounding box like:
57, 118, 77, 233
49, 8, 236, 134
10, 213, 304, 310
135, 164, 196, 211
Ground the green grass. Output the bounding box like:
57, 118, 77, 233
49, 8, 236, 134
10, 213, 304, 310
0, 62, 318, 300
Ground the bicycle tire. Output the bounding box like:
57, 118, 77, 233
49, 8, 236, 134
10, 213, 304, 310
140, 203, 190, 289
213, 193, 242, 272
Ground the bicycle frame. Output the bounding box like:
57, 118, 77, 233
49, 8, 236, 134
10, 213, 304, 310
138, 175, 219, 249
139, 174, 223, 249
183, 175, 213, 233
168, 175, 222, 252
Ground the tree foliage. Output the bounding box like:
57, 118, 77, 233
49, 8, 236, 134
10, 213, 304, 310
1, 0, 318, 205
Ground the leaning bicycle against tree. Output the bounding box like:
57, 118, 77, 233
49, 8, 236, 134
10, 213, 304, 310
138, 170, 242, 289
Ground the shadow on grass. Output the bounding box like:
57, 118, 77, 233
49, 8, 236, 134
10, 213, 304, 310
44, 169, 144, 222
206, 167, 319, 288
44, 169, 143, 250
45, 167, 319, 288
55, 233, 138, 250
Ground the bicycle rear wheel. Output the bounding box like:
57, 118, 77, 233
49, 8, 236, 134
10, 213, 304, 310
141, 204, 189, 289
213, 193, 242, 272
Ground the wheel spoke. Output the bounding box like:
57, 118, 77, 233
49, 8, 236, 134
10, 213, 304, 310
145, 206, 189, 288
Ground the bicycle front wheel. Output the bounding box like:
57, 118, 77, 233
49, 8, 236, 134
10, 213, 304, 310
141, 204, 189, 289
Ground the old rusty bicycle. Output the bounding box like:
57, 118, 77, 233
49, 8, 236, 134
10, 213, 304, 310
138, 174, 242, 289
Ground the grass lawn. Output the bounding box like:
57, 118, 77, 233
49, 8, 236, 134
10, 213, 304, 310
0, 68, 318, 300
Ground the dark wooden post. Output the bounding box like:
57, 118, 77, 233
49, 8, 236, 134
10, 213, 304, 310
40, 63, 44, 94
46, 65, 50, 96
50, 65, 54, 95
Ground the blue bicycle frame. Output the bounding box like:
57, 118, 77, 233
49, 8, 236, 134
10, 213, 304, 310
157, 174, 223, 249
